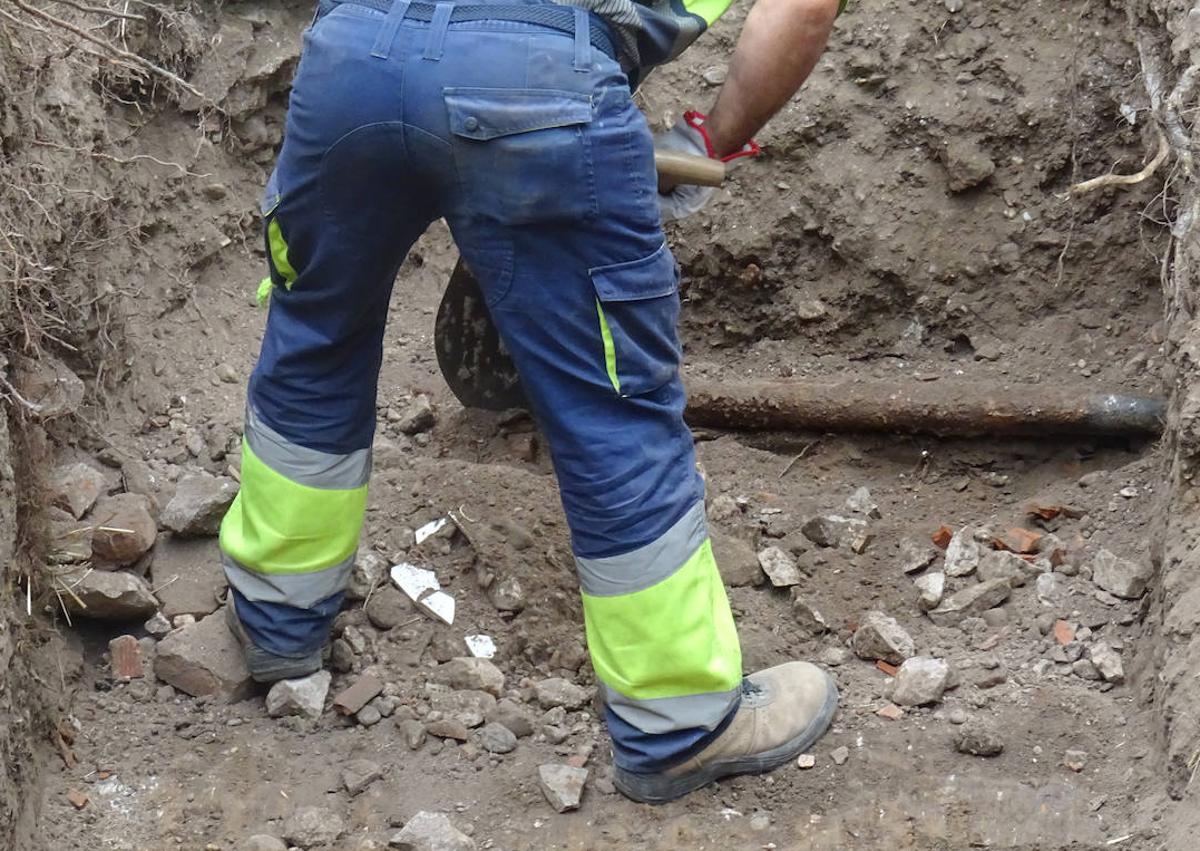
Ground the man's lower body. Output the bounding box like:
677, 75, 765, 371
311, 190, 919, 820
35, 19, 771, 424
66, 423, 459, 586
218, 0, 836, 802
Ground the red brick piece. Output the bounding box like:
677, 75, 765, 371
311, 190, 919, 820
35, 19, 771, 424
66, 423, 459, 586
332, 674, 383, 716
108, 635, 143, 680
66, 789, 88, 810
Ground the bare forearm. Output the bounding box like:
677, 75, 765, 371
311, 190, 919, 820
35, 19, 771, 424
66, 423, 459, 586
706, 0, 839, 158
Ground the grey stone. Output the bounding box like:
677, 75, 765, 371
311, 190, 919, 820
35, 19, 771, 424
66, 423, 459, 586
347, 551, 388, 602
845, 486, 881, 518
1036, 572, 1068, 607
830, 745, 850, 765
331, 639, 355, 673
927, 579, 1012, 627
1089, 642, 1125, 684
284, 806, 345, 848
792, 593, 829, 634
397, 718, 427, 750
431, 658, 505, 696
707, 494, 741, 523
538, 764, 588, 813
48, 461, 106, 519
477, 722, 517, 754
90, 493, 157, 567
487, 576, 525, 612
427, 686, 496, 728
802, 515, 867, 549
486, 699, 535, 738
976, 550, 1027, 588
899, 538, 939, 575
144, 611, 172, 637
942, 137, 995, 191
851, 611, 915, 665
152, 535, 226, 619
240, 836, 287, 851
342, 758, 383, 796
153, 609, 253, 700
12, 353, 84, 419
819, 646, 852, 667
711, 531, 765, 587
943, 528, 980, 577
954, 720, 1003, 756
1092, 549, 1153, 599
426, 718, 469, 741
161, 474, 238, 537
397, 395, 436, 435
365, 585, 412, 630
758, 546, 801, 587
357, 704, 383, 727
61, 567, 158, 620
914, 572, 945, 611
534, 677, 589, 710
1072, 658, 1103, 681
389, 811, 475, 851
266, 671, 331, 720
892, 657, 951, 706
1064, 750, 1088, 772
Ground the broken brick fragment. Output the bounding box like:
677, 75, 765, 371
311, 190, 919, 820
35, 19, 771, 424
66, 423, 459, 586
108, 635, 143, 680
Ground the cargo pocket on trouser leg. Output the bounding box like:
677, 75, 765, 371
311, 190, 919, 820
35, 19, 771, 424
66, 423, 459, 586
257, 172, 298, 306
589, 241, 682, 397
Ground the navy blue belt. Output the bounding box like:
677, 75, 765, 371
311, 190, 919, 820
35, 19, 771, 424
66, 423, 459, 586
325, 0, 618, 62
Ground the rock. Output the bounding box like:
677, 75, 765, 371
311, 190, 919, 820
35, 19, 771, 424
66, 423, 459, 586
927, 579, 1012, 627
48, 461, 107, 519
357, 704, 383, 726
830, 745, 850, 765
487, 575, 526, 612
154, 609, 253, 699
845, 486, 881, 518
333, 674, 384, 715
12, 354, 84, 419
801, 515, 867, 549
144, 611, 172, 637
398, 395, 436, 435
487, 699, 535, 738
89, 494, 157, 567
60, 567, 158, 620
108, 634, 144, 680
943, 528, 980, 577
792, 593, 829, 634
942, 137, 995, 191
427, 687, 496, 728
1064, 750, 1088, 772
538, 764, 587, 813
477, 722, 517, 754
954, 720, 1004, 756
707, 494, 741, 523
711, 531, 765, 587
797, 753, 816, 769
241, 836, 287, 851
342, 758, 383, 796
534, 677, 589, 710
1036, 572, 1068, 607
266, 671, 331, 720
819, 646, 852, 667
899, 538, 939, 575
347, 551, 387, 602
284, 806, 344, 848
914, 572, 945, 611
757, 546, 800, 587
365, 585, 412, 629
1092, 549, 1153, 599
976, 550, 1026, 588
426, 718, 470, 741
851, 611, 915, 665
397, 718, 427, 750
152, 536, 226, 619
1072, 658, 1103, 681
892, 657, 951, 706
1089, 642, 1125, 684
389, 811, 475, 851
161, 474, 238, 537
431, 658, 504, 696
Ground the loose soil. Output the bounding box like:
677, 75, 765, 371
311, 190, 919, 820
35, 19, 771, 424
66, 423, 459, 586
5, 0, 1193, 849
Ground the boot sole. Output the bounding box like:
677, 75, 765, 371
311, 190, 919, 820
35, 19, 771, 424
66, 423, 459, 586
613, 671, 839, 805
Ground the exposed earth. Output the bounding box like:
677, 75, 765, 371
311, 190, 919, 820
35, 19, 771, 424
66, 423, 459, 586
2, 0, 1194, 849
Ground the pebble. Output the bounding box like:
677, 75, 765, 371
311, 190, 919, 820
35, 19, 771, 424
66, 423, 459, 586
1036, 573, 1068, 608
954, 720, 1004, 757
284, 806, 345, 848
1072, 658, 1103, 681
347, 551, 387, 602
943, 528, 981, 577
397, 394, 436, 435
265, 670, 331, 721
830, 745, 850, 765
397, 718, 427, 750
944, 0, 963, 12
845, 486, 881, 518
792, 593, 830, 634
899, 538, 939, 575
477, 722, 517, 754
947, 707, 968, 725
927, 579, 1011, 627
534, 677, 590, 710
356, 705, 383, 727
707, 493, 741, 522
1091, 549, 1153, 599
758, 546, 801, 587
342, 759, 383, 796
1064, 750, 1088, 772
161, 474, 239, 537
892, 657, 951, 706
914, 572, 945, 611
802, 515, 869, 551
797, 754, 816, 769
1089, 642, 1125, 683
851, 611, 915, 665
820, 646, 852, 667
431, 658, 505, 697
390, 811, 476, 851
538, 764, 588, 813
749, 813, 771, 831
144, 611, 172, 637
487, 576, 526, 612
365, 585, 412, 630
47, 461, 106, 519
486, 699, 535, 738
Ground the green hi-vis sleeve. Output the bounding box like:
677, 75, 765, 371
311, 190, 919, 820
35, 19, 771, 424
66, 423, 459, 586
684, 0, 737, 28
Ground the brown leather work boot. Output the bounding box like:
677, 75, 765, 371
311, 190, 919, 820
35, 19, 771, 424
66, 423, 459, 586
613, 661, 838, 804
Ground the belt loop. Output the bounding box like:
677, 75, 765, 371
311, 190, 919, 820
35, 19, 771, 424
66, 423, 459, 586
370, 0, 412, 59
573, 7, 591, 71
423, 3, 454, 61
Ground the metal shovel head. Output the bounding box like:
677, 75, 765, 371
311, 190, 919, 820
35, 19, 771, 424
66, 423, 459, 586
434, 258, 528, 411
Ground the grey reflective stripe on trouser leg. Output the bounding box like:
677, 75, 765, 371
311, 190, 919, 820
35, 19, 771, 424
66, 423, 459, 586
601, 683, 741, 735
222, 551, 356, 609
574, 500, 709, 597
244, 405, 371, 489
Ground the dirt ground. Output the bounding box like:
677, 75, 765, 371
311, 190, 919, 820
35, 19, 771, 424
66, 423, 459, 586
5, 0, 1195, 848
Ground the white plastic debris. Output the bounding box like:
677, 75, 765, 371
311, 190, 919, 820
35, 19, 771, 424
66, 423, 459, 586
414, 517, 449, 545
464, 634, 496, 659
390, 562, 456, 625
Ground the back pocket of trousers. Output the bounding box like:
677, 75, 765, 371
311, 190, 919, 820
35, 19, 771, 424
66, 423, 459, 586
590, 242, 681, 398
444, 87, 598, 224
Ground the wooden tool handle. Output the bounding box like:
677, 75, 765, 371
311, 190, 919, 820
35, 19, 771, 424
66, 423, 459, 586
653, 149, 726, 187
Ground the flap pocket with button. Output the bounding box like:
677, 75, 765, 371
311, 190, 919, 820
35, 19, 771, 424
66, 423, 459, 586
444, 87, 597, 224
589, 242, 682, 398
